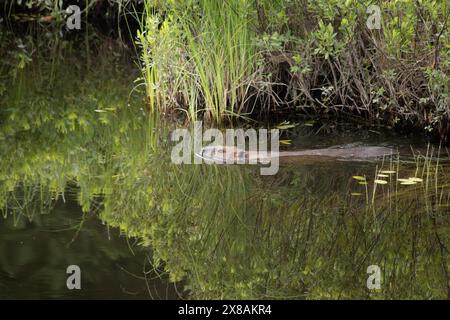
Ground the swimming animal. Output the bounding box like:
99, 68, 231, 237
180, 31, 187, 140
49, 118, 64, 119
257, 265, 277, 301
196, 145, 394, 164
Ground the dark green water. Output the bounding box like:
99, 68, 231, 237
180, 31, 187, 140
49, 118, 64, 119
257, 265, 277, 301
0, 31, 449, 299
0, 197, 179, 299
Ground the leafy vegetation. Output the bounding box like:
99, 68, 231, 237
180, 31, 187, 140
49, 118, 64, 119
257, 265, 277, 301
135, 0, 449, 139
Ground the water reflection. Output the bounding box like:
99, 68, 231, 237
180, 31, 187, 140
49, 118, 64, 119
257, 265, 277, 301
101, 156, 449, 299
0, 197, 179, 299
0, 31, 449, 299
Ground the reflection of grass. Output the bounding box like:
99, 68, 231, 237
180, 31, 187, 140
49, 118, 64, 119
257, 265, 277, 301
351, 148, 450, 211
98, 156, 450, 299
95, 141, 450, 299
0, 35, 144, 214
137, 0, 260, 123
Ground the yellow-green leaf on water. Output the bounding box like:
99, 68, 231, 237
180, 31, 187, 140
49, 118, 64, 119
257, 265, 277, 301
397, 178, 410, 182
377, 174, 389, 178
280, 140, 292, 145
380, 170, 396, 174
352, 176, 366, 181
351, 192, 363, 196
401, 181, 417, 185
276, 121, 297, 130
374, 180, 388, 185
409, 177, 423, 182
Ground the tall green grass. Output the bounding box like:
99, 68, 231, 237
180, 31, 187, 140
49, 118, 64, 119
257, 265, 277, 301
137, 0, 261, 123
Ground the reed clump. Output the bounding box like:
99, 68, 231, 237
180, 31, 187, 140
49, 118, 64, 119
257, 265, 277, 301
137, 0, 449, 140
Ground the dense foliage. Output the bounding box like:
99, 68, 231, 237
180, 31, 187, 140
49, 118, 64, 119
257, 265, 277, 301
136, 0, 449, 139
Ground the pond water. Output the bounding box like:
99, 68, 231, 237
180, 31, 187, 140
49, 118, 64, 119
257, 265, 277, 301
0, 196, 179, 299
0, 34, 449, 299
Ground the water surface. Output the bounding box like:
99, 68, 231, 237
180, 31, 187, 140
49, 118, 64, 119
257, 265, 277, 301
0, 196, 178, 299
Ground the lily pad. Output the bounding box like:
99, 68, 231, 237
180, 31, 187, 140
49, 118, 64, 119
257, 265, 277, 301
400, 181, 417, 185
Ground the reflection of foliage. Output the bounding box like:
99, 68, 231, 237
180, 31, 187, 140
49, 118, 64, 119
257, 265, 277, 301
0, 198, 171, 299
0, 29, 142, 213
100, 156, 450, 299
0, 36, 174, 298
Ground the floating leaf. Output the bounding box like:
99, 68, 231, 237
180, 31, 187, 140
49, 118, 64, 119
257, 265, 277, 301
351, 192, 363, 196
401, 181, 417, 185
374, 180, 388, 184
380, 170, 396, 174
352, 176, 366, 181
398, 177, 422, 184
377, 174, 389, 178
280, 140, 292, 145
276, 121, 297, 130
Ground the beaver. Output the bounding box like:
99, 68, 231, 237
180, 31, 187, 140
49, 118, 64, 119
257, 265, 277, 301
197, 145, 394, 164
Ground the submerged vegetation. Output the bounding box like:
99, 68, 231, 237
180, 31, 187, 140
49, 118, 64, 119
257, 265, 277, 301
99, 151, 450, 299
